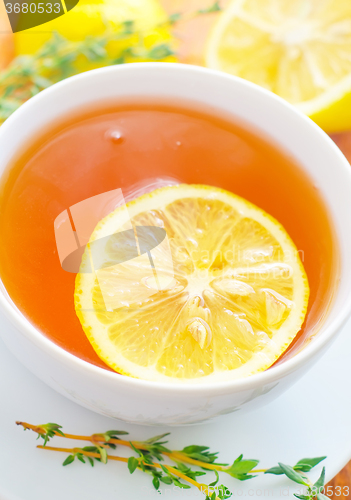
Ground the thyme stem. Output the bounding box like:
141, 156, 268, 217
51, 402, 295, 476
17, 420, 327, 500
37, 444, 215, 497
17, 422, 234, 472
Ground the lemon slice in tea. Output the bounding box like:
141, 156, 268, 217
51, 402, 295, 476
75, 184, 309, 383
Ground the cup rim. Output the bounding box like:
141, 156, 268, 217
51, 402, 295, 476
1, 61, 351, 394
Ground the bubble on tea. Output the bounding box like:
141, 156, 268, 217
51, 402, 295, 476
105, 129, 124, 144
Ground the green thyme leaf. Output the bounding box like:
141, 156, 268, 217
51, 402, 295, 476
182, 445, 210, 454
160, 476, 173, 485
198, 1, 221, 14
175, 462, 190, 473
105, 443, 116, 450
160, 464, 172, 476
62, 455, 75, 466
121, 20, 134, 35
147, 44, 174, 60
209, 470, 220, 487
152, 476, 160, 490
267, 457, 326, 476
317, 494, 329, 500
108, 430, 129, 436
265, 465, 284, 475
145, 433, 170, 444
33, 76, 52, 89
225, 454, 259, 480
172, 478, 191, 489
130, 442, 143, 457
169, 12, 181, 24
180, 444, 221, 464
152, 470, 162, 478
128, 456, 139, 474
37, 422, 65, 445
313, 467, 326, 492
278, 463, 309, 486
98, 447, 108, 464
45, 423, 65, 434
173, 461, 206, 481
294, 457, 326, 472
191, 453, 214, 462
142, 454, 153, 465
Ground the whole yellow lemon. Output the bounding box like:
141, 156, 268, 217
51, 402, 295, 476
15, 0, 170, 56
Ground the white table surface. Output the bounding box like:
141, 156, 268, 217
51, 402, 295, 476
0, 315, 350, 499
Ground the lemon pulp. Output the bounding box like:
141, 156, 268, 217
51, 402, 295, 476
75, 184, 309, 383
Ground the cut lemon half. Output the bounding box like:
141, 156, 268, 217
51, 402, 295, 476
75, 184, 309, 383
206, 0, 351, 133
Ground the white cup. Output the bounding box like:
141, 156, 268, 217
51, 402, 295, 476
0, 63, 351, 425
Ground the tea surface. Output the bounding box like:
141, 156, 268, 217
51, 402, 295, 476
0, 102, 337, 370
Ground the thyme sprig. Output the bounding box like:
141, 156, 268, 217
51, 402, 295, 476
0, 2, 222, 124
0, 22, 172, 123
17, 421, 328, 499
